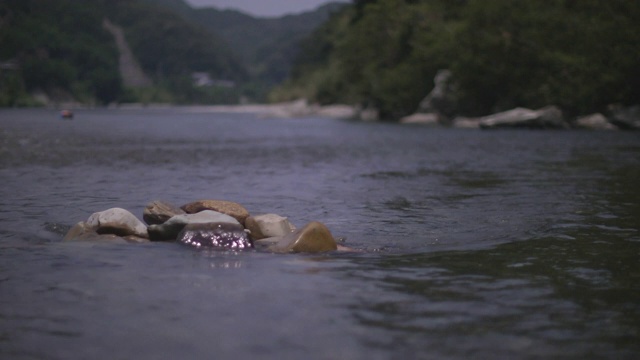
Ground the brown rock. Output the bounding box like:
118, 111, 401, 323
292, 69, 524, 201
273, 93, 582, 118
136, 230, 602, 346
180, 200, 250, 225
143, 200, 186, 225
63, 221, 97, 241
268, 221, 337, 253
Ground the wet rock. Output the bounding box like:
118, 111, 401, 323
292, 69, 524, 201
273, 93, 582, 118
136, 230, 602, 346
63, 221, 101, 241
148, 210, 240, 241
177, 223, 252, 250
479, 106, 567, 129
181, 200, 250, 225
245, 213, 296, 240
143, 200, 186, 225
268, 221, 337, 253
86, 207, 148, 238
63, 221, 146, 243
574, 113, 618, 130
254, 236, 283, 250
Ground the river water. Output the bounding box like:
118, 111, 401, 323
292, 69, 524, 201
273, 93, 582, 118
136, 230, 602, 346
1, 108, 639, 359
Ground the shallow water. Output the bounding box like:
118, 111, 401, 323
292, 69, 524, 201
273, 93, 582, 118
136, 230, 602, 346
1, 108, 639, 359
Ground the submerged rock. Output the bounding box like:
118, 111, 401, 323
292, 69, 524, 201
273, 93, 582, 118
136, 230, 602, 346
86, 207, 148, 238
245, 213, 296, 240
143, 200, 186, 225
181, 200, 250, 225
268, 221, 337, 253
177, 223, 252, 250
148, 210, 240, 241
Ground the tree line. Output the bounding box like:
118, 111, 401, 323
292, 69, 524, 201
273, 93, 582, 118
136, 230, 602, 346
273, 0, 640, 119
0, 0, 246, 106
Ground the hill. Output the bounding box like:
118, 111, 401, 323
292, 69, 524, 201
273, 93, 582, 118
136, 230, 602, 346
0, 0, 347, 106
274, 0, 640, 119
143, 0, 347, 98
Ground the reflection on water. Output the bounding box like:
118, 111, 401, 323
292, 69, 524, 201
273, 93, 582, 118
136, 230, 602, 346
0, 109, 639, 359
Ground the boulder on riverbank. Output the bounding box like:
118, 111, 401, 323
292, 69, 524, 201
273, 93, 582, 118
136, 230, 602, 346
608, 105, 640, 130
478, 106, 566, 129
574, 113, 618, 130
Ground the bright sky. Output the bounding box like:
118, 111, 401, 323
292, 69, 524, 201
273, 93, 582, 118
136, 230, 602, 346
184, 0, 349, 17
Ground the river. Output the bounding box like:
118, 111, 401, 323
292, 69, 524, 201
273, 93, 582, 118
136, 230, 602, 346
1, 108, 639, 359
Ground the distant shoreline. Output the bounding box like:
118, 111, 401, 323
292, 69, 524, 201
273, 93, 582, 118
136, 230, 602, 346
107, 99, 358, 120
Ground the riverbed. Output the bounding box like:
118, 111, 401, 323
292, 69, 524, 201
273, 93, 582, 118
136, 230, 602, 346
1, 108, 639, 359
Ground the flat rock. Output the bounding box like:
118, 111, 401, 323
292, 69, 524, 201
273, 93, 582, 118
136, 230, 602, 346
479, 106, 566, 129
86, 207, 148, 238
177, 223, 252, 250
400, 112, 441, 126
245, 213, 296, 240
181, 200, 250, 225
143, 200, 186, 225
268, 221, 337, 253
574, 113, 617, 130
148, 210, 240, 241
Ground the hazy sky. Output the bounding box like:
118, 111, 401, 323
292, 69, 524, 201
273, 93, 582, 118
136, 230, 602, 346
184, 0, 349, 17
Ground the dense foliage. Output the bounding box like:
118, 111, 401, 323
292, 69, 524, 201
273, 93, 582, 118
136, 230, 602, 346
0, 0, 121, 105
0, 0, 247, 106
275, 0, 640, 118
143, 0, 346, 99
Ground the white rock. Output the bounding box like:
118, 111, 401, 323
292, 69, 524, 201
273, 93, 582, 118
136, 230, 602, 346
86, 207, 148, 238
575, 113, 617, 130
245, 213, 296, 240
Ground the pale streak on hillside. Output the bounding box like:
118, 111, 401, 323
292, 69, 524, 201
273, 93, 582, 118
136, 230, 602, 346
102, 19, 152, 88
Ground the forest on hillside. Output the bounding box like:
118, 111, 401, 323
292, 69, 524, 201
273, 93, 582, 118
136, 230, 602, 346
0, 0, 339, 106
1, 0, 638, 117
274, 0, 640, 119
0, 0, 248, 106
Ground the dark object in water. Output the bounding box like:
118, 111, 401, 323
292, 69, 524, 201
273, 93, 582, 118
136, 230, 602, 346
60, 110, 74, 119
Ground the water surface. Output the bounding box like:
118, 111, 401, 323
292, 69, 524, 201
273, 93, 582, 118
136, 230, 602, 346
1, 108, 639, 359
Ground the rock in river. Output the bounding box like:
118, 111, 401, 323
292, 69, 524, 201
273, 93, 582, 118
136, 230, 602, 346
177, 222, 252, 250
143, 200, 186, 225
268, 221, 337, 253
181, 200, 250, 225
86, 207, 148, 238
148, 210, 240, 241
245, 213, 296, 240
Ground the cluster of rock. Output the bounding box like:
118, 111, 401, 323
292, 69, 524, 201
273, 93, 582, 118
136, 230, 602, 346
399, 69, 640, 130
63, 199, 346, 254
